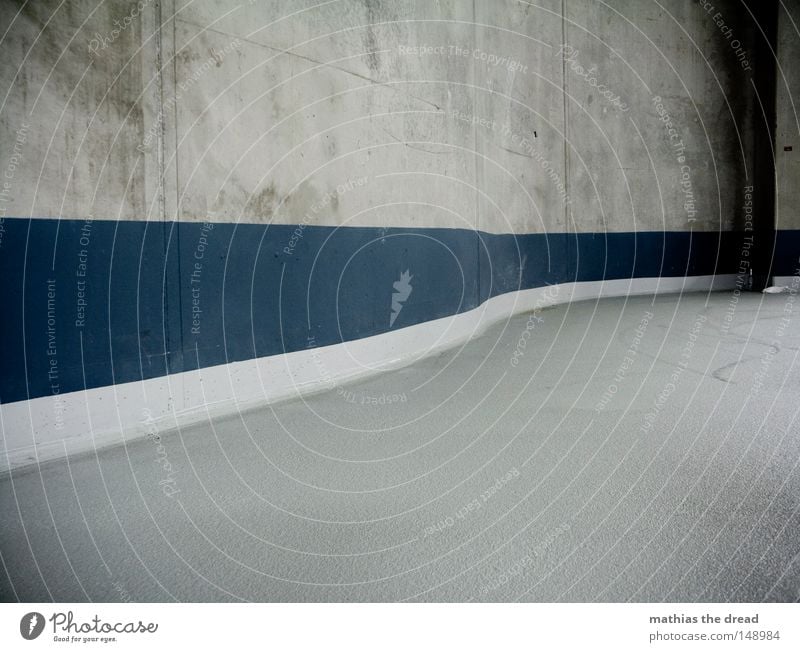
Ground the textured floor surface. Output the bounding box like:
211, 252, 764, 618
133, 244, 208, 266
2, 290, 800, 602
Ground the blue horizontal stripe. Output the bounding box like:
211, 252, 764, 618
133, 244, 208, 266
0, 217, 764, 404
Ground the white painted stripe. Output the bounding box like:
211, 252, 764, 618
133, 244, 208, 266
771, 276, 799, 288
0, 274, 736, 473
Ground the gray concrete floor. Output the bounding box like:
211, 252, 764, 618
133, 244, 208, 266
2, 291, 800, 602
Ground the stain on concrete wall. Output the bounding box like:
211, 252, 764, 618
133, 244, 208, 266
1, 0, 766, 236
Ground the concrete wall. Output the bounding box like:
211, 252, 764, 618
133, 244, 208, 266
0, 0, 154, 221
0, 0, 773, 469
775, 0, 800, 281
1, 0, 761, 230
777, 0, 800, 230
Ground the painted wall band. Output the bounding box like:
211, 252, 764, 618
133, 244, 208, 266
0, 217, 765, 405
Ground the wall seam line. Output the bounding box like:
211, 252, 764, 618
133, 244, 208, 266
561, 0, 570, 237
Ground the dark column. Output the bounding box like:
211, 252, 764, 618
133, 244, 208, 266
748, 0, 779, 289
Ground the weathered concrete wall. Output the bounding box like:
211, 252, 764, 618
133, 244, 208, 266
1, 0, 762, 232
771, 0, 800, 282
776, 0, 800, 231
0, 0, 157, 221
563, 0, 757, 234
